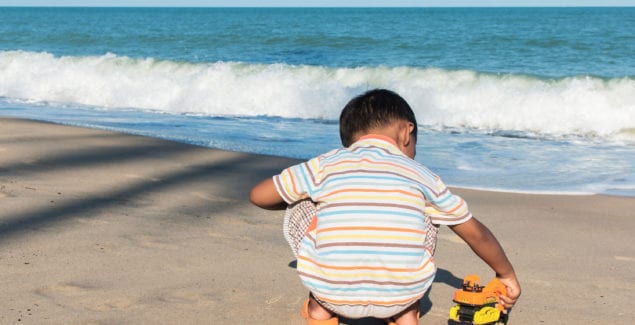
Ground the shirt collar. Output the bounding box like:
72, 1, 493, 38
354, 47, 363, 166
350, 134, 403, 155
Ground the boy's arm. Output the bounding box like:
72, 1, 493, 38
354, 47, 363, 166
249, 178, 288, 210
449, 217, 521, 309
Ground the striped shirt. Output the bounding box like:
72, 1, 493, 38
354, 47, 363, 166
273, 134, 472, 318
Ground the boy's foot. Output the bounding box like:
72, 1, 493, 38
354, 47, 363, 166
385, 301, 420, 325
301, 297, 339, 325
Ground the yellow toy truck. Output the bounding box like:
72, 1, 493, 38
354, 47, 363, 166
449, 275, 508, 324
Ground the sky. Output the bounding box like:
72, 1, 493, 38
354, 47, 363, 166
0, 0, 633, 7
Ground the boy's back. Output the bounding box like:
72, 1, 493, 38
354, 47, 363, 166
274, 134, 471, 318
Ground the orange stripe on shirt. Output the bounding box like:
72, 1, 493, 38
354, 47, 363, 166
322, 187, 421, 199
323, 158, 419, 177
317, 226, 426, 235
445, 198, 466, 214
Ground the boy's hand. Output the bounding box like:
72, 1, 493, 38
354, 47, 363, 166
449, 218, 520, 310
497, 274, 521, 310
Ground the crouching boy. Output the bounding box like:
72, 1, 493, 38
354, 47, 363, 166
250, 89, 520, 324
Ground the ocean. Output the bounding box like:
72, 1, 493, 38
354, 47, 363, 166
0, 7, 634, 196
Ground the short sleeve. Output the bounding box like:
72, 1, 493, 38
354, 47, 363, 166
272, 156, 322, 204
424, 177, 473, 226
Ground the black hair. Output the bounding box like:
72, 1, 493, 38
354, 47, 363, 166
339, 89, 418, 147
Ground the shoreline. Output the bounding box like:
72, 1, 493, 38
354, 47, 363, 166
448, 185, 632, 199
2, 114, 631, 199
1, 117, 634, 324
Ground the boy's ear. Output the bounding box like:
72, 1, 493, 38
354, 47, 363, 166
399, 121, 415, 147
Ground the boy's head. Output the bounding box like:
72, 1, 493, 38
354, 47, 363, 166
339, 88, 418, 148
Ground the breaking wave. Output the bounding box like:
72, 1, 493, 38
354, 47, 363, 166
1, 50, 633, 142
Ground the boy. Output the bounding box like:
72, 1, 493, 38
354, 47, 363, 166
250, 89, 520, 325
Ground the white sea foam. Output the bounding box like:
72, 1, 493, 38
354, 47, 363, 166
1, 50, 633, 141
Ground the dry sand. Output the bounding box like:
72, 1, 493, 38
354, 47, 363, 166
1, 117, 634, 324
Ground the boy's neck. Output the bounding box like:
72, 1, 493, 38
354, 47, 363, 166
354, 122, 403, 146
352, 121, 416, 159
357, 133, 398, 147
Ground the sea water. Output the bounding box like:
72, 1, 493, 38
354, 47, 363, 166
0, 7, 634, 196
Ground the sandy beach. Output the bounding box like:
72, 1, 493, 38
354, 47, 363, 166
1, 117, 633, 324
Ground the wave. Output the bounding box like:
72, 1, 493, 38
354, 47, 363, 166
1, 50, 634, 141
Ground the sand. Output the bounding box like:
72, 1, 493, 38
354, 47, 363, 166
1, 117, 634, 324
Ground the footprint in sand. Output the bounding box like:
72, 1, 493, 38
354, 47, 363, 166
23, 158, 40, 165
36, 282, 96, 297
87, 297, 138, 312
0, 184, 15, 197
36, 282, 138, 312
123, 234, 180, 250
191, 191, 235, 203
207, 230, 231, 239
124, 173, 161, 182
75, 217, 111, 226
153, 288, 220, 308
265, 295, 283, 305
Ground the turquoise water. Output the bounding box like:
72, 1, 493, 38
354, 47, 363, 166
1, 7, 634, 196
2, 7, 633, 77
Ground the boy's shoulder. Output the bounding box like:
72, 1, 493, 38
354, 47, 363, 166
315, 147, 347, 161
319, 144, 436, 175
